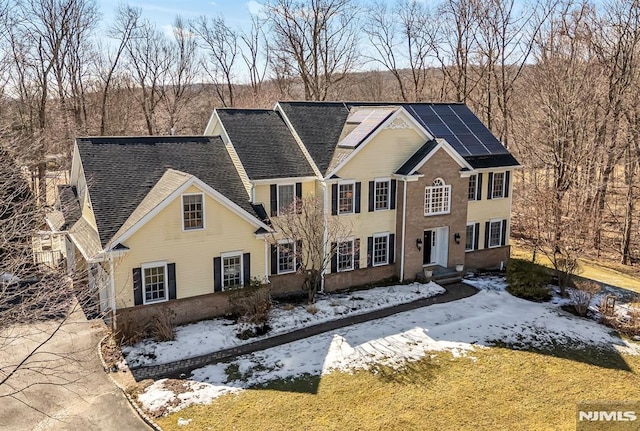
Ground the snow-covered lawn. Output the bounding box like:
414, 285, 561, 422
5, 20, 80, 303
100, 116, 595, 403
123, 282, 445, 367
138, 276, 640, 416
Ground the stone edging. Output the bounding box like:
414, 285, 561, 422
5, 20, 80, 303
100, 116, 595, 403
98, 334, 164, 431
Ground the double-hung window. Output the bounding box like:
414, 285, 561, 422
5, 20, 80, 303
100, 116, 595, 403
182, 194, 204, 230
372, 234, 389, 266
488, 220, 504, 248
338, 182, 355, 214
492, 173, 506, 199
278, 184, 295, 215
374, 180, 390, 211
337, 239, 354, 272
424, 178, 451, 216
468, 175, 478, 200
222, 253, 243, 288
142, 262, 167, 304
465, 224, 476, 251
277, 240, 296, 274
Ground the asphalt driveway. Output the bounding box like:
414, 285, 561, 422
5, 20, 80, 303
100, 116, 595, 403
0, 304, 149, 431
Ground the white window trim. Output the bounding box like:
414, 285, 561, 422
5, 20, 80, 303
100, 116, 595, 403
277, 183, 296, 216
221, 251, 244, 290
338, 180, 356, 215
374, 178, 391, 211
468, 174, 479, 201
181, 192, 205, 231
465, 223, 476, 252
141, 261, 168, 305
337, 238, 355, 272
372, 232, 390, 266
277, 239, 297, 275
424, 178, 451, 216
491, 172, 506, 199
488, 219, 504, 249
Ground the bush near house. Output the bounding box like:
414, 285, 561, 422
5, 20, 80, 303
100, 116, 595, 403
506, 259, 552, 302
568, 281, 600, 317
228, 278, 272, 339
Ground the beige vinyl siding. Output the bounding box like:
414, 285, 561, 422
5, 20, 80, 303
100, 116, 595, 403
330, 122, 424, 271
467, 170, 512, 249
113, 184, 265, 308
254, 180, 316, 218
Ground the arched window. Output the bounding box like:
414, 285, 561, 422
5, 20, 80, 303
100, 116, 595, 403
424, 178, 451, 216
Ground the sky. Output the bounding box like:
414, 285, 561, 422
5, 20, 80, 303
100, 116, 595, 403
97, 0, 263, 35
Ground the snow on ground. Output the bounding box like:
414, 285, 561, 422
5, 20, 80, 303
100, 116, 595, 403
138, 276, 640, 416
123, 282, 445, 367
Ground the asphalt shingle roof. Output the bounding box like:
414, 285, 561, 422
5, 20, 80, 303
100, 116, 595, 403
395, 140, 439, 175
76, 136, 254, 247
216, 109, 315, 180
463, 153, 520, 169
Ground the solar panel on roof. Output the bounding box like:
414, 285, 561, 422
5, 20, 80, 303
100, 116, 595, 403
338, 108, 395, 148
346, 110, 374, 124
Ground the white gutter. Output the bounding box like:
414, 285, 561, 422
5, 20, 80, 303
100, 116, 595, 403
400, 178, 408, 282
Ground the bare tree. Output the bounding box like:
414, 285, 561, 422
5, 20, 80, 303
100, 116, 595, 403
270, 197, 354, 304
240, 16, 270, 106
263, 0, 361, 101
191, 15, 238, 107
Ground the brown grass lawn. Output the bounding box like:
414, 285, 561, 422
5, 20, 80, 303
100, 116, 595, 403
156, 348, 640, 431
510, 242, 640, 293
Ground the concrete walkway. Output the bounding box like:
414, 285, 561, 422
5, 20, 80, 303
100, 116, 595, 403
130, 282, 478, 381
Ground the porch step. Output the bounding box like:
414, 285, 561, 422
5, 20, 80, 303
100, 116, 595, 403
431, 275, 463, 286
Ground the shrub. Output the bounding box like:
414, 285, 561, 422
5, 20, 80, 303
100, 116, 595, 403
149, 311, 176, 342
229, 277, 273, 339
506, 259, 552, 302
115, 316, 147, 346
568, 281, 600, 317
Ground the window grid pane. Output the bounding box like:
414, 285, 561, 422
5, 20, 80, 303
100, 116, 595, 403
424, 181, 451, 216
375, 181, 389, 210
492, 173, 505, 199
339, 184, 354, 214
489, 221, 502, 247
278, 242, 295, 274
338, 240, 354, 271
373, 235, 388, 266
183, 195, 203, 229
278, 185, 295, 214
465, 224, 475, 251
144, 266, 165, 302
468, 175, 477, 200
223, 255, 241, 287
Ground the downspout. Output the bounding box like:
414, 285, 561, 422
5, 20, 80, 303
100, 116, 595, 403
321, 181, 328, 293
109, 253, 117, 331
400, 178, 408, 282
263, 237, 270, 283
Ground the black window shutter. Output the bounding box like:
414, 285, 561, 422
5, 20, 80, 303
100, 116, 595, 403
133, 267, 142, 306
504, 171, 510, 198
331, 184, 338, 215
484, 221, 490, 248
390, 180, 397, 209
368, 181, 375, 212
168, 263, 176, 300
331, 242, 337, 273
271, 244, 278, 275
501, 219, 508, 246
474, 222, 480, 250
389, 234, 395, 264
243, 253, 251, 286
270, 184, 278, 216
367, 236, 373, 267
487, 172, 493, 200
295, 183, 302, 214
213, 257, 222, 292
477, 173, 483, 200
348, 238, 358, 269
296, 240, 302, 270
354, 182, 361, 213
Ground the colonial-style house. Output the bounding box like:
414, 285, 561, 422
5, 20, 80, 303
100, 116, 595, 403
52, 102, 520, 326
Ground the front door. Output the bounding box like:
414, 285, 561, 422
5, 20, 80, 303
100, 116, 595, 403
423, 227, 449, 267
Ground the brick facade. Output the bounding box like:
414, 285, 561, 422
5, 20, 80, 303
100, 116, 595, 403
398, 148, 469, 281
464, 246, 510, 270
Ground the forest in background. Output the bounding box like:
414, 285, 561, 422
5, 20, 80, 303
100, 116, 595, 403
0, 0, 639, 272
